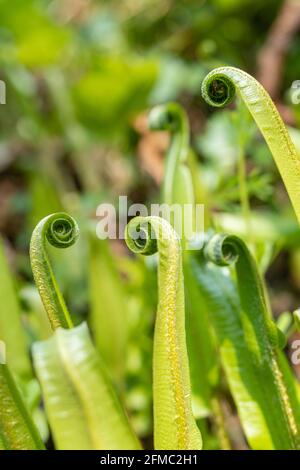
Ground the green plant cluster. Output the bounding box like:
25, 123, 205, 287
2, 0, 300, 451
2, 64, 300, 449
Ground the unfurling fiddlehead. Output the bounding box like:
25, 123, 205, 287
201, 67, 300, 225
148, 103, 194, 208
30, 213, 79, 330
204, 233, 300, 450
149, 103, 219, 438
125, 216, 202, 450
31, 213, 141, 450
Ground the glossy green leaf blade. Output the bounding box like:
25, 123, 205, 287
183, 259, 219, 418
0, 364, 44, 450
0, 239, 32, 380
202, 67, 300, 224
203, 234, 300, 449
190, 254, 274, 449
57, 325, 140, 449
33, 322, 141, 450
125, 216, 202, 450
33, 332, 92, 450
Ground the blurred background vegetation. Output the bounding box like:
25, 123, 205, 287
2, 0, 300, 449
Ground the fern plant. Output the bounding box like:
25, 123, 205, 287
1, 66, 300, 451
202, 234, 300, 449
201, 66, 300, 224
29, 213, 141, 450
125, 215, 202, 450
198, 67, 300, 449
147, 67, 300, 449
148, 104, 221, 434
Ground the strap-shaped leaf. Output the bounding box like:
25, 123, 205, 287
190, 254, 276, 448
30, 213, 140, 449
201, 67, 300, 224
149, 103, 218, 420
0, 240, 32, 380
125, 216, 202, 450
201, 233, 300, 449
0, 364, 44, 450
183, 261, 219, 418
33, 322, 141, 450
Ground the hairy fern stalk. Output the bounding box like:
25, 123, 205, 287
125, 216, 202, 450
201, 66, 300, 224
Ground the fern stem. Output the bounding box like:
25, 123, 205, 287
30, 213, 79, 330
204, 233, 300, 449
125, 216, 202, 450
202, 66, 300, 225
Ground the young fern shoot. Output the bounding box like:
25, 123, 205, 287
125, 216, 202, 450
204, 233, 300, 450
149, 103, 220, 434
31, 213, 141, 450
148, 103, 194, 209
29, 213, 79, 330
201, 67, 300, 225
